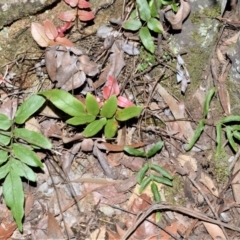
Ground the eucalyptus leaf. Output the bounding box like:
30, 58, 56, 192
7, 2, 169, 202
39, 89, 85, 117
116, 106, 143, 121
104, 118, 118, 139
66, 113, 96, 125
100, 96, 117, 118
82, 118, 107, 137
139, 27, 155, 53
13, 128, 52, 149
85, 93, 99, 116
146, 141, 164, 158
3, 169, 24, 231
0, 113, 11, 130
12, 143, 43, 167
14, 95, 46, 124
185, 120, 205, 151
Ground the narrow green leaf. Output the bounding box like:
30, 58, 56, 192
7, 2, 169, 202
0, 161, 11, 179
139, 27, 155, 53
85, 93, 99, 116
171, 3, 178, 12
82, 118, 107, 137
100, 96, 117, 119
124, 146, 146, 157
146, 141, 164, 158
0, 150, 8, 165
0, 113, 11, 130
153, 175, 173, 186
162, 0, 174, 4
139, 176, 152, 193
136, 0, 151, 21
116, 106, 143, 121
147, 18, 163, 33
10, 158, 36, 182
12, 143, 43, 167
3, 169, 24, 231
150, 164, 173, 180
151, 182, 161, 202
39, 89, 85, 116
13, 128, 52, 149
203, 88, 216, 119
228, 125, 240, 131
137, 163, 149, 184
185, 120, 205, 151
66, 113, 96, 125
226, 127, 237, 152
123, 19, 142, 31
233, 131, 240, 141
216, 123, 222, 157
0, 133, 11, 146
104, 118, 118, 139
219, 115, 240, 124
14, 95, 46, 124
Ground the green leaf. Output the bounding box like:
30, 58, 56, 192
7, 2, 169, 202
146, 141, 164, 158
100, 96, 117, 119
3, 169, 24, 231
124, 146, 146, 157
136, 0, 151, 21
152, 175, 173, 186
233, 131, 240, 141
139, 176, 152, 193
137, 163, 149, 184
129, 9, 137, 19
219, 115, 240, 124
14, 95, 46, 124
0, 161, 11, 179
10, 158, 36, 182
85, 93, 99, 116
0, 150, 8, 165
12, 143, 43, 167
66, 113, 96, 125
104, 118, 118, 139
171, 3, 178, 12
185, 120, 205, 151
228, 125, 240, 131
13, 128, 52, 149
123, 19, 142, 31
149, 0, 160, 17
116, 106, 143, 121
39, 89, 85, 116
216, 123, 222, 157
150, 164, 173, 180
151, 182, 161, 202
139, 27, 155, 53
203, 88, 215, 119
0, 113, 11, 130
226, 127, 237, 152
147, 18, 163, 33
82, 118, 107, 137
0, 133, 11, 146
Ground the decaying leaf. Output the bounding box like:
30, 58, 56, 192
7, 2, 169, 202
165, 0, 191, 30
45, 45, 98, 91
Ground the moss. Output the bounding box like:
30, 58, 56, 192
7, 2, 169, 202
164, 175, 185, 205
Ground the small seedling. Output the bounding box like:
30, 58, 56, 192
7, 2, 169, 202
124, 141, 173, 221
0, 95, 52, 231
39, 86, 143, 139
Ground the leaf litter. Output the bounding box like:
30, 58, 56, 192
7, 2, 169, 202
2, 0, 240, 239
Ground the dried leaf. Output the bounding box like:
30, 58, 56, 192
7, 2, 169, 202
79, 55, 99, 76
199, 172, 219, 197
81, 138, 94, 152
47, 212, 64, 239
203, 222, 226, 239
166, 0, 191, 30
31, 23, 51, 47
